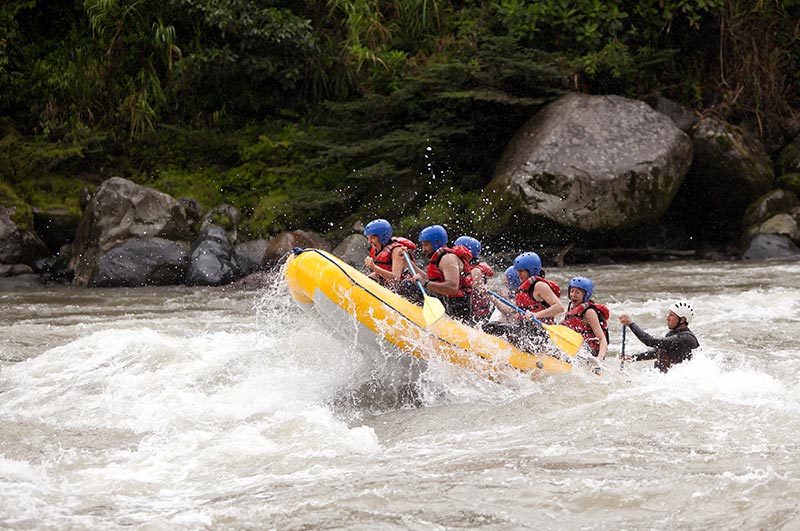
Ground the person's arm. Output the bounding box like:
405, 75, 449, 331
426, 254, 461, 295
366, 250, 400, 282
471, 267, 484, 286
585, 308, 608, 360
628, 323, 698, 361
384, 246, 406, 282
628, 322, 662, 348
633, 349, 657, 361
619, 315, 657, 361
531, 282, 565, 320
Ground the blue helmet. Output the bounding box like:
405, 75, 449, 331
364, 219, 392, 246
513, 252, 542, 277
568, 276, 594, 302
454, 236, 481, 260
504, 266, 521, 292
419, 225, 448, 252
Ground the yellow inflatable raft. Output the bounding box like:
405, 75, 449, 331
284, 248, 572, 379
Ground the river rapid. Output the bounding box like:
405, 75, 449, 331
1, 259, 799, 530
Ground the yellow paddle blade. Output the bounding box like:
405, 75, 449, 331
422, 295, 446, 326
542, 323, 583, 356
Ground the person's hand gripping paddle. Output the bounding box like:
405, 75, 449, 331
403, 252, 445, 326
487, 289, 583, 356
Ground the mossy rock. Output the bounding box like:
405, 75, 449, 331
742, 189, 799, 228
776, 173, 800, 196
778, 137, 800, 174
0, 182, 34, 231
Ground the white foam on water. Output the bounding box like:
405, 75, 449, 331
2, 259, 799, 529
0, 315, 389, 527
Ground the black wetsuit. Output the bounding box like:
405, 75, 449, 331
629, 323, 699, 373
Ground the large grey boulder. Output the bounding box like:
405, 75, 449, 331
481, 93, 693, 244
91, 238, 190, 287
70, 177, 192, 285
648, 94, 698, 133
741, 233, 800, 260
669, 118, 775, 243
0, 206, 49, 265
742, 189, 799, 228
262, 230, 331, 266
186, 226, 240, 286
200, 204, 240, 244
333, 234, 371, 268
778, 134, 800, 175
235, 239, 269, 275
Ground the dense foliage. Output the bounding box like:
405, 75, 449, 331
1, 0, 798, 241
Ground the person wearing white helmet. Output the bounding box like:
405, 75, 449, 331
619, 301, 700, 372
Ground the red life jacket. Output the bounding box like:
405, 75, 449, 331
468, 262, 494, 318
561, 301, 610, 355
427, 246, 473, 298
471, 261, 494, 278
370, 237, 417, 272
515, 276, 562, 323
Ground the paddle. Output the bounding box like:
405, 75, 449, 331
487, 289, 583, 356
402, 252, 445, 326
620, 325, 627, 370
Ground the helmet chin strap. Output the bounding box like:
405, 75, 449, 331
670, 317, 687, 329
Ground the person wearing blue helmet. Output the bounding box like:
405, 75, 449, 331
505, 266, 521, 293
413, 225, 474, 321
512, 252, 564, 324
454, 236, 494, 323
488, 266, 522, 323
483, 253, 563, 352
561, 276, 610, 360
363, 219, 417, 289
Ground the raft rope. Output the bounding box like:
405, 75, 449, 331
291, 247, 495, 362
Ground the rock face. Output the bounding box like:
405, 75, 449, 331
667, 118, 774, 244
739, 189, 800, 259
741, 233, 800, 260
235, 239, 269, 275
262, 230, 331, 266
92, 238, 190, 287
70, 177, 192, 285
186, 226, 240, 286
481, 93, 693, 244
333, 234, 371, 268
0, 207, 49, 265
778, 134, 800, 175
742, 189, 799, 228
32, 207, 81, 253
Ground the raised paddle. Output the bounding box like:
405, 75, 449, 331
402, 252, 445, 326
487, 289, 583, 356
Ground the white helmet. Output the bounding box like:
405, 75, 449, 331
669, 300, 694, 321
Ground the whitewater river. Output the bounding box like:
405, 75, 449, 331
1, 259, 799, 530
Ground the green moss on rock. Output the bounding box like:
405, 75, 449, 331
777, 173, 800, 196
778, 138, 800, 174
0, 182, 34, 230
714, 135, 734, 151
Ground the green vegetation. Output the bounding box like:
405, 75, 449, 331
1, 0, 798, 242
0, 181, 33, 230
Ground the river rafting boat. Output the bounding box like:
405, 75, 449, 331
284, 248, 572, 380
